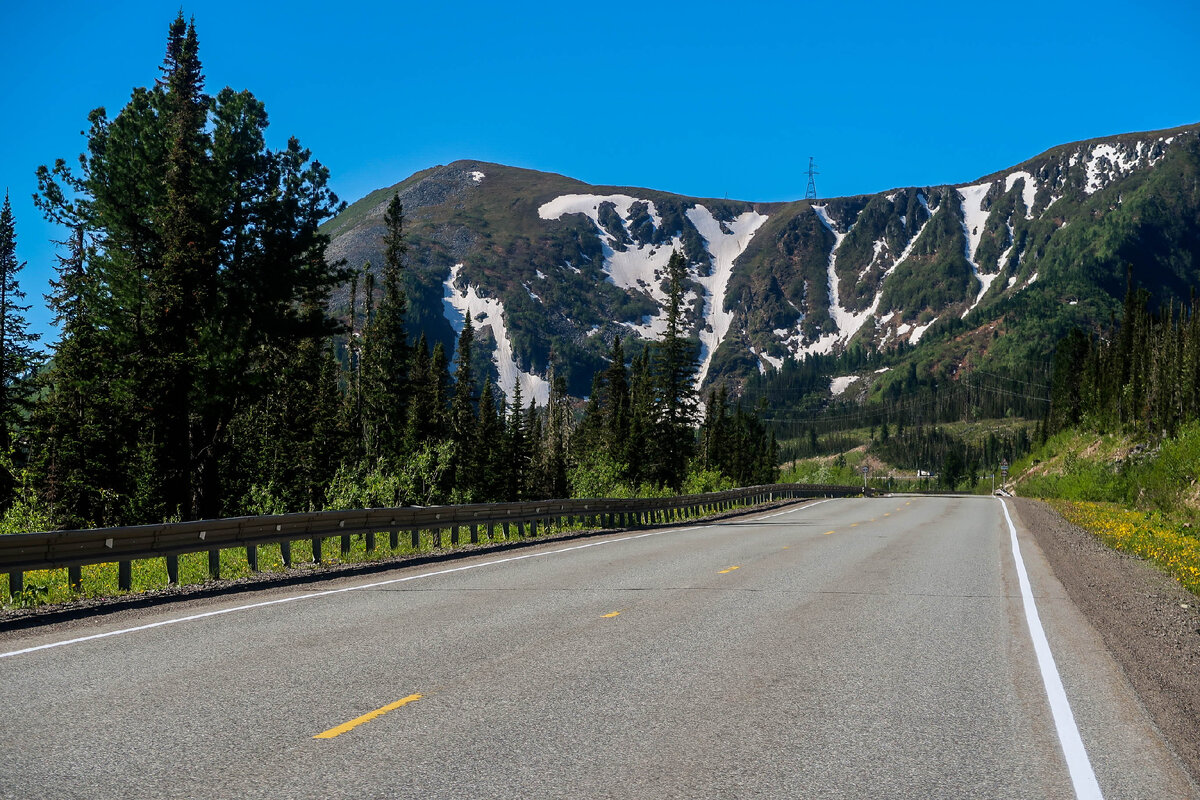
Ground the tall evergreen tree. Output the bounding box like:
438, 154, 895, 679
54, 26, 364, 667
36, 13, 345, 523
0, 193, 42, 508
505, 381, 527, 500
473, 377, 505, 501
625, 344, 655, 487
450, 313, 477, 495
652, 250, 698, 489
360, 193, 409, 461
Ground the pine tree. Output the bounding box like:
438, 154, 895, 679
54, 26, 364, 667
35, 14, 346, 522
541, 372, 571, 499
652, 250, 698, 490
602, 336, 630, 459
625, 344, 655, 487
360, 193, 409, 462
148, 14, 214, 519
473, 378, 504, 501
505, 381, 526, 500
0, 193, 42, 509
450, 313, 477, 496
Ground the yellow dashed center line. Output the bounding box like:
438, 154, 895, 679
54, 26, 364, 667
782, 545, 790, 549
314, 693, 423, 739
718, 566, 741, 574
601, 611, 621, 618
824, 530, 835, 535
883, 513, 890, 517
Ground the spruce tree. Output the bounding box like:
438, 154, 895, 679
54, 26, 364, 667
36, 13, 346, 522
505, 381, 526, 500
652, 250, 698, 489
625, 344, 655, 487
450, 313, 476, 495
0, 193, 42, 509
473, 378, 504, 501
602, 336, 630, 459
360, 193, 409, 461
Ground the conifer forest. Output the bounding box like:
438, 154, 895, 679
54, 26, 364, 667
0, 16, 775, 532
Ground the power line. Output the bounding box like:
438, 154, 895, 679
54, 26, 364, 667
804, 157, 819, 201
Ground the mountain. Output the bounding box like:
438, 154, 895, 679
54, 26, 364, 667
323, 123, 1200, 403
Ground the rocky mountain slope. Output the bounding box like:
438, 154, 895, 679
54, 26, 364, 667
323, 123, 1200, 402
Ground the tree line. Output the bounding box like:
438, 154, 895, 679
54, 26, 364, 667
0, 15, 776, 532
1048, 274, 1200, 439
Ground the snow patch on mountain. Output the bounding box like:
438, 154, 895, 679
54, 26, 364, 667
538, 193, 663, 229
540, 193, 674, 335
470, 171, 485, 184
910, 319, 936, 343
1005, 171, 1039, 219
830, 375, 859, 396
540, 192, 767, 388
686, 205, 769, 387
443, 264, 550, 406
958, 183, 998, 319
802, 195, 941, 352
958, 182, 991, 264
750, 347, 783, 374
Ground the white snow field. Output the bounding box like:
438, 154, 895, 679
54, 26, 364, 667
539, 193, 766, 387
1004, 171, 1039, 218
685, 205, 769, 386
810, 197, 939, 353
830, 375, 859, 396
957, 182, 999, 319
442, 263, 550, 406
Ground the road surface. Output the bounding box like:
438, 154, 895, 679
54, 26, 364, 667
1, 496, 1195, 798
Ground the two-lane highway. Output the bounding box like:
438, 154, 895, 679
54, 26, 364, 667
1, 497, 1196, 798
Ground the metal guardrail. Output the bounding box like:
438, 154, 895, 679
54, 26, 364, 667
1, 483, 868, 596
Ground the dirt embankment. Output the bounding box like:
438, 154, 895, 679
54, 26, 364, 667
1014, 498, 1200, 783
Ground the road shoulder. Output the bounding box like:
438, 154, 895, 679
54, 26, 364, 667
1014, 497, 1200, 788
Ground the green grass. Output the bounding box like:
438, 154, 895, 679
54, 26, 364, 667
2, 500, 759, 610
1015, 422, 1200, 525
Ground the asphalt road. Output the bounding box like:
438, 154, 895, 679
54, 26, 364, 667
1, 496, 1196, 799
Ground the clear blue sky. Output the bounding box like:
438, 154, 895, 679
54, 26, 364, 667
2, 0, 1198, 341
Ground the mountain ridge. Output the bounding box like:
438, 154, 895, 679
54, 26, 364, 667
323, 122, 1200, 403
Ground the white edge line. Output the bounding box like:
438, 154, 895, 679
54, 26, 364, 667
1, 498, 838, 660
1000, 499, 1104, 800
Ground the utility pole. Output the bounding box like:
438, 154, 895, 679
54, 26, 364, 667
805, 157, 819, 201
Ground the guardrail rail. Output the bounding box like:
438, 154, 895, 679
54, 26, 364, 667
1, 482, 868, 598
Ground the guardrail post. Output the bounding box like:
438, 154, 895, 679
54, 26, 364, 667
68, 565, 82, 592
389, 531, 399, 549
8, 570, 23, 597
119, 559, 133, 591
340, 534, 351, 556
281, 541, 292, 567
366, 532, 376, 552
451, 525, 460, 546
166, 554, 179, 584
410, 529, 419, 549
311, 537, 323, 564
208, 549, 221, 579
471, 523, 479, 544
246, 545, 258, 572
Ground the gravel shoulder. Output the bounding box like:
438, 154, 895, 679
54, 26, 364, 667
1014, 497, 1200, 785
